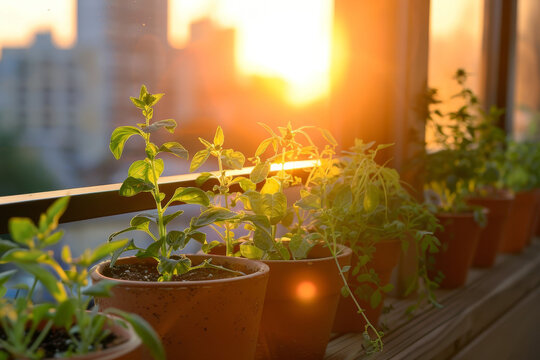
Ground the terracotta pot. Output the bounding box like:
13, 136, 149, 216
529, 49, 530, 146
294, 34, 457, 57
255, 244, 352, 360
527, 188, 540, 242
332, 240, 401, 333
428, 212, 484, 288
91, 255, 269, 360
39, 315, 142, 360
501, 190, 538, 253
467, 192, 514, 267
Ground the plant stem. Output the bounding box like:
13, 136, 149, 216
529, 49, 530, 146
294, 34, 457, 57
217, 153, 233, 256
327, 237, 383, 352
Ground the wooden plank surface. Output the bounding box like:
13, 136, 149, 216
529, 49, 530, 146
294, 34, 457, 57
325, 240, 540, 359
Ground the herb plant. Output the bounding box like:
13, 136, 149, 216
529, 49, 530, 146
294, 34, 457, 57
0, 197, 164, 360
425, 69, 506, 211
108, 85, 237, 281
297, 139, 441, 353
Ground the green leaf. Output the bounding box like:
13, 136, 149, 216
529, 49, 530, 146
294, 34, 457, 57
110, 239, 138, 267
119, 177, 154, 197
145, 93, 164, 107
250, 161, 270, 184
221, 149, 245, 169
193, 207, 238, 228
145, 143, 158, 159
107, 309, 166, 360
214, 126, 224, 146
163, 210, 184, 226
53, 299, 77, 328
108, 222, 150, 242
61, 245, 72, 264
78, 240, 129, 267
190, 149, 211, 172
195, 172, 216, 186
42, 231, 64, 247
82, 280, 118, 297
253, 228, 274, 251
142, 119, 177, 134
370, 289, 382, 309
239, 243, 264, 259
0, 239, 18, 254
157, 256, 191, 276
186, 230, 206, 244
110, 126, 144, 160
201, 240, 221, 253
130, 213, 157, 227
255, 137, 273, 157
0, 270, 16, 291
262, 193, 287, 225
18, 263, 67, 302
8, 218, 37, 247
319, 128, 338, 146
166, 231, 187, 251
363, 184, 380, 212
130, 97, 146, 109
159, 142, 188, 159
381, 283, 394, 293
167, 187, 210, 207
128, 159, 163, 183
261, 177, 280, 194
38, 196, 69, 234
289, 233, 314, 259
230, 177, 256, 191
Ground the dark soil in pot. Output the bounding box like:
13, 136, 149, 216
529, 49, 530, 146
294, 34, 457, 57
91, 254, 269, 360
103, 261, 239, 281
0, 318, 142, 360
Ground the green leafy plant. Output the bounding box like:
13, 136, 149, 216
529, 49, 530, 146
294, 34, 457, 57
108, 85, 238, 281
502, 140, 540, 192
0, 197, 164, 360
237, 122, 334, 260
189, 126, 247, 257
296, 139, 441, 353
425, 68, 506, 211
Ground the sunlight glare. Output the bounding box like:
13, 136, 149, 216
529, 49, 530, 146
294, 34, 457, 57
296, 281, 317, 302
170, 0, 333, 105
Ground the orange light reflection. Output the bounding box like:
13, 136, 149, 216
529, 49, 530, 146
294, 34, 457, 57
296, 281, 317, 302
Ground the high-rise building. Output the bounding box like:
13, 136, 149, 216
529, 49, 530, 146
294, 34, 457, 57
77, 0, 170, 130
0, 32, 106, 187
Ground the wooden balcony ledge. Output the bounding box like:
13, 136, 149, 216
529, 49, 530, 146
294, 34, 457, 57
325, 240, 540, 360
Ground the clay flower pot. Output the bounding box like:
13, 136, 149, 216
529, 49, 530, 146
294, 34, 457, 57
467, 191, 514, 267
501, 190, 539, 253
428, 212, 484, 288
91, 255, 269, 360
527, 188, 540, 242
332, 240, 401, 333
256, 244, 352, 360
38, 315, 143, 360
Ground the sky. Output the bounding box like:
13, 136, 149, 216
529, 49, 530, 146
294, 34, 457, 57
0, 0, 333, 105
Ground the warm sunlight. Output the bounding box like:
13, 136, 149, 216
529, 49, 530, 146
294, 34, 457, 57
296, 281, 317, 302
169, 0, 333, 105
1, 1, 333, 105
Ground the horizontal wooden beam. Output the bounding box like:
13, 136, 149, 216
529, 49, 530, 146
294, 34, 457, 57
0, 165, 312, 234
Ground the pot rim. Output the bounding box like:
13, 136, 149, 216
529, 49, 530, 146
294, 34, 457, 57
436, 207, 489, 218
91, 254, 269, 287
44, 314, 141, 360
257, 243, 352, 264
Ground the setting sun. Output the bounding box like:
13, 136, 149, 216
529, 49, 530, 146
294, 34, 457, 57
169, 0, 333, 105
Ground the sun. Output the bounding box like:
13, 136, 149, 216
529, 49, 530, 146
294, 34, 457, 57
170, 0, 333, 105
